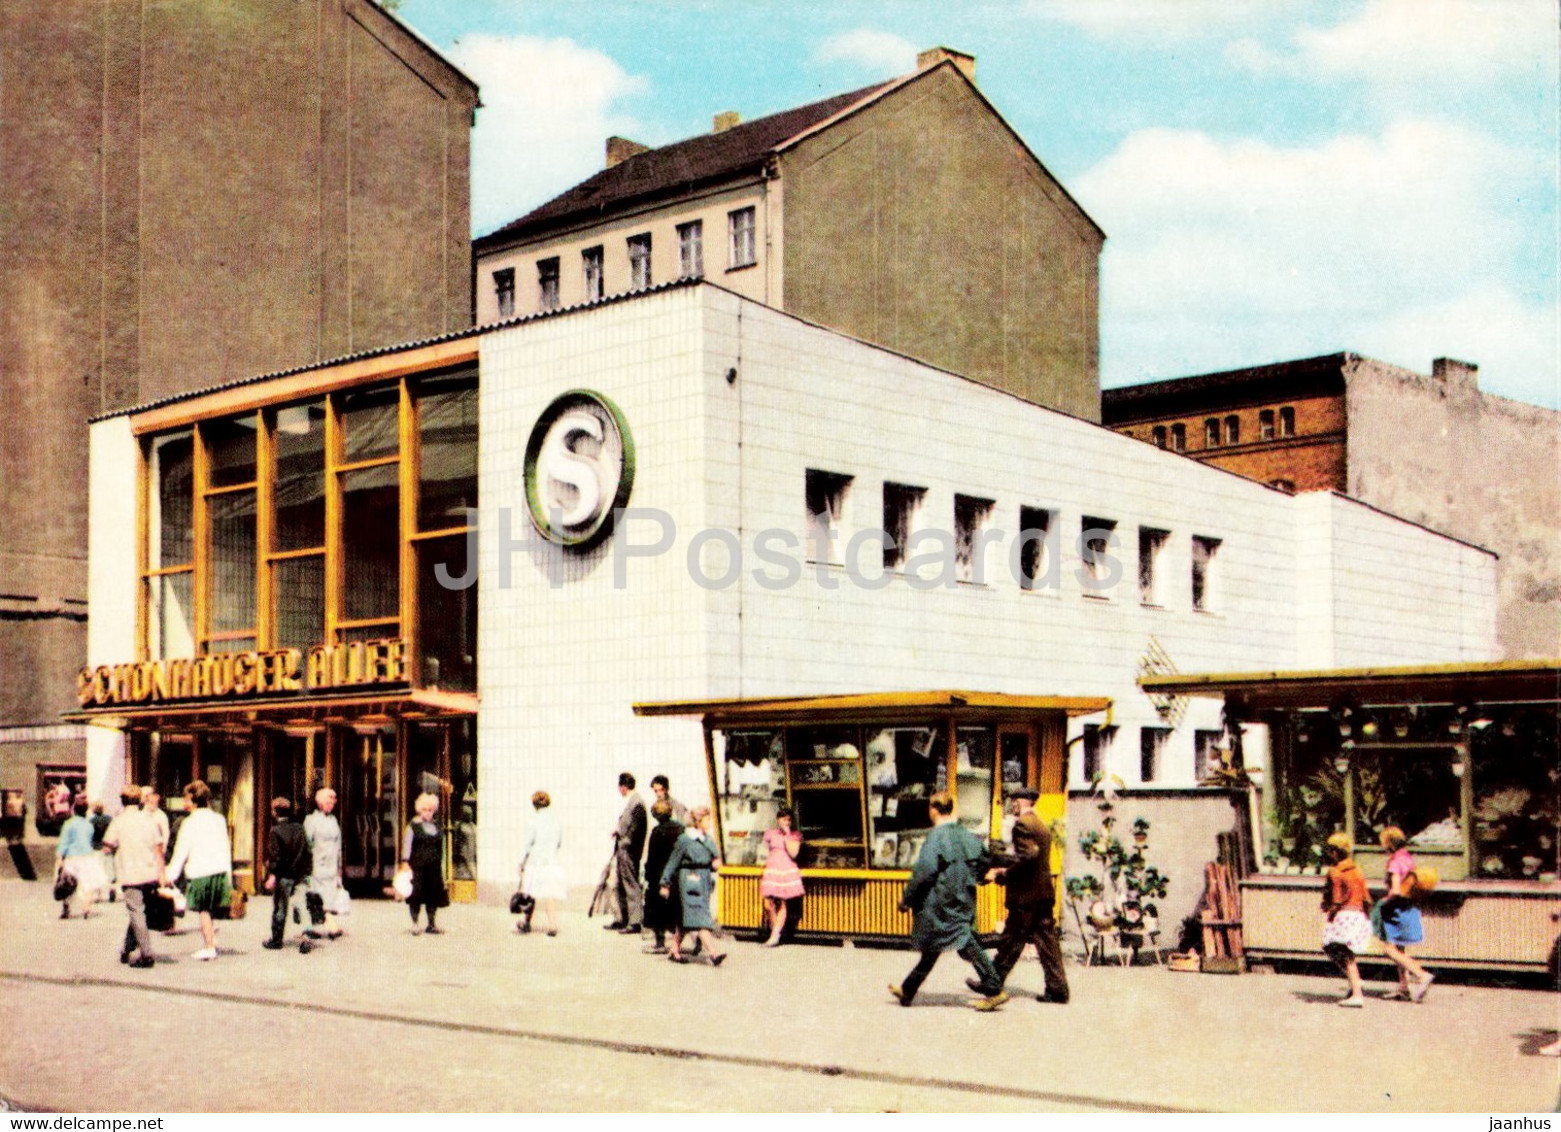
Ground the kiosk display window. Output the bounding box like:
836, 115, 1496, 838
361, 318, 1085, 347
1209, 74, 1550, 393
714, 729, 785, 866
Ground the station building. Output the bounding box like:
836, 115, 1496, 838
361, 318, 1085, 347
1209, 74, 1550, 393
71, 282, 1497, 926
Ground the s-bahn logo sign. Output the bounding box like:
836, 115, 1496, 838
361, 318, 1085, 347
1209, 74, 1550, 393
523, 390, 635, 548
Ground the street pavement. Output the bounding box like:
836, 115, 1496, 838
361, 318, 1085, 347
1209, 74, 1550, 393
1, 878, 1556, 1113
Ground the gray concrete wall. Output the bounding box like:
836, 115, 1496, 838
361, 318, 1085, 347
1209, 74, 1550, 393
1343, 357, 1561, 659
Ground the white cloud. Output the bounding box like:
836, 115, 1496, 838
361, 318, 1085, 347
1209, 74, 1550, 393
1032, 0, 1307, 42
1228, 0, 1557, 83
1079, 119, 1558, 406
813, 29, 917, 74
450, 35, 649, 235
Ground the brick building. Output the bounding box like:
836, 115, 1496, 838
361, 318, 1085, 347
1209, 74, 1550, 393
0, 0, 478, 835
1102, 353, 1561, 659
474, 48, 1104, 422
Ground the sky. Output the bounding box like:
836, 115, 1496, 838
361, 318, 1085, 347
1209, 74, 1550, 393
395, 0, 1560, 408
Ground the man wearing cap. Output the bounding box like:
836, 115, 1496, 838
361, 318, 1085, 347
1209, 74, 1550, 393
983, 787, 1070, 1004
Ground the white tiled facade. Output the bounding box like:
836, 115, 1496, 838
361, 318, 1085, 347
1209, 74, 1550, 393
472, 285, 1495, 892
85, 284, 1498, 894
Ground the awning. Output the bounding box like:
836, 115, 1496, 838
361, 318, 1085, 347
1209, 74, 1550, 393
62, 687, 478, 730
633, 689, 1111, 723
1140, 659, 1561, 711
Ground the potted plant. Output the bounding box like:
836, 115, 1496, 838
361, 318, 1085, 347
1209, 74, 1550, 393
1132, 817, 1150, 846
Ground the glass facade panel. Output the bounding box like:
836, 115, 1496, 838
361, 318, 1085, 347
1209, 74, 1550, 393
208, 491, 257, 634
272, 556, 325, 653
339, 725, 398, 886
416, 535, 476, 692
865, 725, 942, 868
148, 572, 196, 659
955, 727, 995, 838
786, 725, 865, 868
274, 402, 326, 552
206, 415, 258, 488
416, 376, 478, 532
341, 386, 400, 463
149, 431, 194, 569
341, 463, 399, 621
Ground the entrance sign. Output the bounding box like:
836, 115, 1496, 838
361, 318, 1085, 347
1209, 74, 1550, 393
523, 389, 635, 548
75, 638, 408, 708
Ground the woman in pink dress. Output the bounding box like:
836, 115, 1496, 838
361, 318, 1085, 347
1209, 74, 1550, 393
759, 807, 804, 947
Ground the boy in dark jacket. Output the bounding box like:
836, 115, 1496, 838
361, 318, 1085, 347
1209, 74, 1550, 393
263, 797, 311, 951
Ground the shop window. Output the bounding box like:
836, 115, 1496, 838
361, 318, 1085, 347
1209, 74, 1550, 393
582, 246, 604, 302
1138, 526, 1169, 606
273, 402, 326, 553
1140, 727, 1170, 784
1224, 415, 1240, 445
714, 729, 787, 867
955, 727, 996, 836
1170, 423, 1186, 452
1080, 515, 1118, 596
882, 482, 925, 570
415, 374, 478, 532
786, 726, 867, 868
1191, 534, 1221, 611
417, 533, 477, 692
1017, 506, 1055, 592
728, 206, 756, 269
628, 233, 652, 290
537, 257, 561, 312
677, 220, 704, 279
865, 725, 945, 867
1352, 750, 1461, 856
1259, 409, 1276, 440
954, 494, 996, 584
1279, 406, 1296, 437
1471, 712, 1561, 879
493, 267, 516, 318
1204, 418, 1220, 448
1151, 425, 1167, 449
805, 469, 852, 564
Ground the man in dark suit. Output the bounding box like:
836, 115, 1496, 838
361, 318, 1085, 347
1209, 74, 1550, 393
982, 788, 1070, 1003
607, 772, 647, 933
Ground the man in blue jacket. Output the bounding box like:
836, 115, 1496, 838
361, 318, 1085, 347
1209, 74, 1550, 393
890, 791, 1008, 1011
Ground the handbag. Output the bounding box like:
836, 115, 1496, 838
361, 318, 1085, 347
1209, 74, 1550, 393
509, 890, 534, 916
392, 865, 414, 901
53, 869, 77, 902
227, 888, 247, 920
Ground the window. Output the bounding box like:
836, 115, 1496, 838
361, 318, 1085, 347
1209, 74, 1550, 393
1080, 515, 1118, 595
1224, 414, 1240, 445
628, 233, 652, 290
954, 494, 995, 584
1270, 479, 1296, 494
1278, 406, 1296, 437
728, 206, 756, 268
1140, 727, 1170, 784
805, 469, 852, 564
1204, 418, 1220, 448
1151, 425, 1167, 449
1082, 724, 1113, 785
882, 482, 925, 570
1259, 409, 1275, 440
493, 268, 515, 319
1191, 535, 1221, 611
1017, 506, 1055, 592
1195, 729, 1226, 782
145, 431, 195, 659
536, 257, 560, 312
677, 220, 704, 279
1138, 526, 1169, 605
1170, 423, 1186, 452
582, 246, 604, 302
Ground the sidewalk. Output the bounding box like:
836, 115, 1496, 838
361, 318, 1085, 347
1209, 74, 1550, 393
1, 879, 1556, 1112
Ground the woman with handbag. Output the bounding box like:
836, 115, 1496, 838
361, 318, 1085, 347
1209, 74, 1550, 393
401, 792, 448, 934
1320, 832, 1371, 1007
517, 790, 565, 936
55, 795, 105, 920
303, 787, 345, 940
1373, 826, 1434, 1003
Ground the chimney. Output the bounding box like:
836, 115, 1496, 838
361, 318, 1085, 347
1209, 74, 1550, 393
605, 136, 650, 169
916, 46, 975, 82
1431, 356, 1479, 391
712, 111, 741, 134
